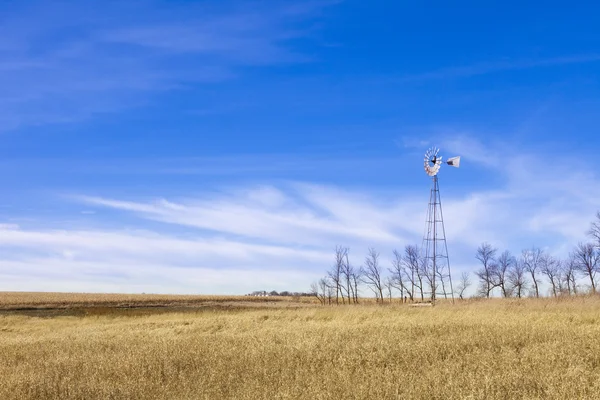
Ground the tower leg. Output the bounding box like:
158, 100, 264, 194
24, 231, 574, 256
421, 175, 454, 305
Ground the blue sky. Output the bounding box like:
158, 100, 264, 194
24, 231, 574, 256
1, 1, 599, 294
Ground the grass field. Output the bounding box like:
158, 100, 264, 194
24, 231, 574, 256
0, 291, 311, 309
1, 293, 600, 399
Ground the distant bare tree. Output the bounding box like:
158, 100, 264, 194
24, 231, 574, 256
324, 278, 335, 305
562, 254, 579, 295
508, 260, 528, 298
403, 245, 423, 301
310, 281, 326, 305
435, 263, 451, 299
312, 278, 331, 305
455, 271, 472, 300
522, 248, 544, 298
475, 242, 498, 298
328, 246, 347, 305
588, 211, 600, 248
351, 267, 363, 304
495, 250, 514, 298
389, 249, 407, 301
385, 276, 394, 303
556, 270, 566, 295
340, 248, 356, 304
540, 254, 562, 297
572, 242, 599, 294
361, 248, 385, 303
309, 282, 320, 304
420, 257, 434, 299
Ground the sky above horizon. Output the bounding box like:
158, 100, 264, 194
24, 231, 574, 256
1, 1, 599, 295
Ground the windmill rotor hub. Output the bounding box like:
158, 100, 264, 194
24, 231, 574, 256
423, 147, 461, 176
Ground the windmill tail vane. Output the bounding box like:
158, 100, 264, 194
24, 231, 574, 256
446, 156, 461, 168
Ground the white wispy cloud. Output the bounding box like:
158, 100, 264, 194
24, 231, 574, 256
76, 184, 412, 247
0, 227, 329, 265
0, 258, 316, 295
399, 54, 600, 82
0, 226, 330, 294
0, 1, 334, 130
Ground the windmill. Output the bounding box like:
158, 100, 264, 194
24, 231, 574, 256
422, 147, 460, 304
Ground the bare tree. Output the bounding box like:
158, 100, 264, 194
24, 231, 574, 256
562, 254, 579, 295
351, 267, 362, 304
312, 277, 331, 305
403, 245, 423, 301
340, 248, 356, 304
540, 254, 562, 297
361, 248, 385, 303
521, 247, 544, 298
508, 260, 528, 298
325, 282, 335, 305
384, 276, 394, 303
309, 282, 321, 305
495, 250, 514, 297
455, 271, 472, 300
310, 280, 327, 305
419, 254, 435, 300
328, 246, 347, 305
389, 249, 406, 301
435, 263, 451, 299
572, 242, 599, 294
475, 242, 498, 298
588, 211, 600, 248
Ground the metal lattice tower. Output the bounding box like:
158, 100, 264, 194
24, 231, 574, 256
421, 147, 460, 305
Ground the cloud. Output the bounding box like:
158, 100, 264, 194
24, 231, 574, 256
0, 225, 330, 294
76, 184, 410, 247
0, 224, 19, 230
98, 11, 309, 65
0, 1, 333, 131
0, 225, 329, 265
399, 54, 600, 82
0, 258, 317, 295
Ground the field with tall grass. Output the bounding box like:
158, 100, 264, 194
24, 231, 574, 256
0, 291, 311, 309
1, 293, 600, 399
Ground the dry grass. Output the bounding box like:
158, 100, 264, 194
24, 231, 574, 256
0, 292, 311, 310
1, 295, 600, 399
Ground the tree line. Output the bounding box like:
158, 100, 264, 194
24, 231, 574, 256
246, 290, 312, 297
310, 212, 600, 304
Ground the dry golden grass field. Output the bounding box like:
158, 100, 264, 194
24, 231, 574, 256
1, 293, 600, 399
0, 292, 310, 309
